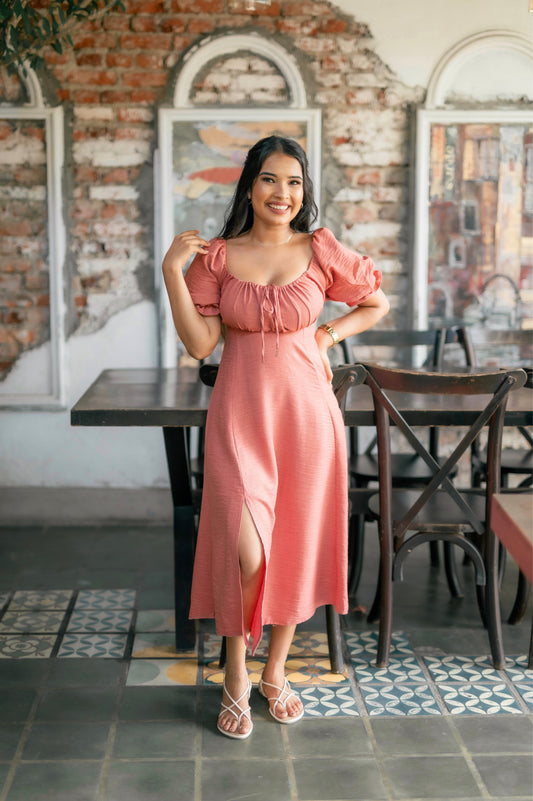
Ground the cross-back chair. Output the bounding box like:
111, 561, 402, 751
197, 362, 366, 673
332, 328, 466, 599
457, 326, 533, 624
358, 362, 527, 668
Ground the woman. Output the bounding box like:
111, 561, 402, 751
162, 136, 389, 739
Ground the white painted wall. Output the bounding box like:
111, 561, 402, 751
0, 301, 169, 488
334, 0, 533, 89
1, 0, 532, 490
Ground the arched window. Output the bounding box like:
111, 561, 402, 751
0, 65, 66, 406
156, 34, 320, 367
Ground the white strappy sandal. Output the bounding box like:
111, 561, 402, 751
217, 679, 253, 740
258, 676, 304, 724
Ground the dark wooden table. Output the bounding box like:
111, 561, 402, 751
71, 366, 533, 650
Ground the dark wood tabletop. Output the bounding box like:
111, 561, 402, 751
71, 366, 533, 429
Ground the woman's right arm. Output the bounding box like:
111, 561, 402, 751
162, 230, 222, 360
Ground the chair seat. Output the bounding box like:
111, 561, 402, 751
350, 454, 456, 486
368, 489, 485, 533
476, 448, 533, 475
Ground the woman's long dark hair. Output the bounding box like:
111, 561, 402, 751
218, 135, 318, 238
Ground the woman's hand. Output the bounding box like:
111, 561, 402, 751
315, 327, 333, 382
162, 230, 209, 273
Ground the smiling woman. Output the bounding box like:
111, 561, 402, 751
162, 135, 389, 740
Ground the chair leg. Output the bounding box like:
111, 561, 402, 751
348, 513, 365, 597
443, 543, 464, 598
429, 540, 440, 567
325, 605, 344, 673
508, 571, 531, 624
485, 530, 505, 670
367, 568, 381, 624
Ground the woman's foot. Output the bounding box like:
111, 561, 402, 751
258, 670, 304, 724
217, 672, 253, 739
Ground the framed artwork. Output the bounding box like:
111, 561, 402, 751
156, 108, 321, 367
413, 109, 533, 330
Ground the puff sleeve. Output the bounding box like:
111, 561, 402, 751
312, 227, 381, 307
184, 238, 224, 316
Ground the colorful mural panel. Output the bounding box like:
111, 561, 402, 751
427, 123, 533, 328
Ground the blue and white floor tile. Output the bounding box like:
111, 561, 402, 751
10, 590, 72, 610
344, 630, 415, 661
57, 633, 128, 659
360, 682, 442, 716
74, 589, 136, 610
504, 655, 533, 684
299, 685, 359, 717
353, 655, 427, 685
424, 654, 510, 684
514, 684, 533, 711
66, 609, 134, 633
0, 593, 10, 611
437, 681, 524, 715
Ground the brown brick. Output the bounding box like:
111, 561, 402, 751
129, 88, 159, 104
127, 0, 165, 11
75, 166, 99, 182
122, 71, 167, 88
357, 170, 381, 185
77, 53, 104, 67
102, 14, 131, 31
66, 69, 117, 86
74, 295, 87, 307
100, 90, 130, 103
72, 89, 101, 103
187, 19, 215, 34
131, 15, 158, 32
135, 53, 165, 70
120, 32, 172, 49
173, 0, 223, 11
161, 16, 186, 32
72, 33, 116, 49
36, 294, 50, 307
320, 18, 348, 33
0, 221, 31, 237
102, 168, 130, 183
106, 53, 134, 68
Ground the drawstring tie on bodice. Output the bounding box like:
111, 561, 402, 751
259, 286, 283, 361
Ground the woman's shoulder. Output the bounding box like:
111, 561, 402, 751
311, 226, 339, 250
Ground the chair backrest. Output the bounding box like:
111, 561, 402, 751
359, 363, 527, 542
457, 327, 533, 370
337, 328, 463, 370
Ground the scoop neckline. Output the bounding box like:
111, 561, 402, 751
221, 232, 317, 289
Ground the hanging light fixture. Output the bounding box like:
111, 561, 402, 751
228, 0, 272, 11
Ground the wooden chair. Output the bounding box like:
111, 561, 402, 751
357, 362, 527, 668
333, 328, 465, 599
457, 327, 533, 623
197, 362, 366, 673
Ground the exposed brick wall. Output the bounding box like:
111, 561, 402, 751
0, 118, 50, 379
0, 0, 426, 375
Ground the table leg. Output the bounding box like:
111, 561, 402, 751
163, 427, 196, 652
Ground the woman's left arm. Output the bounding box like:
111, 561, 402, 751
315, 288, 390, 381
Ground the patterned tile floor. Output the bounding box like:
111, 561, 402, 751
0, 591, 530, 719
0, 523, 531, 800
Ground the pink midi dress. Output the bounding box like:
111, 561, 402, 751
185, 227, 381, 651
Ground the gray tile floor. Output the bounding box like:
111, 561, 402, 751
0, 522, 531, 801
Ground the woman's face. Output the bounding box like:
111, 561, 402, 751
249, 152, 304, 228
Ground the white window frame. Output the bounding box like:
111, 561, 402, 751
0, 96, 66, 408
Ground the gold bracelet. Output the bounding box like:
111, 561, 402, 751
319, 323, 340, 345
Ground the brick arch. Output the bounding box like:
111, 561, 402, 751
173, 33, 307, 108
